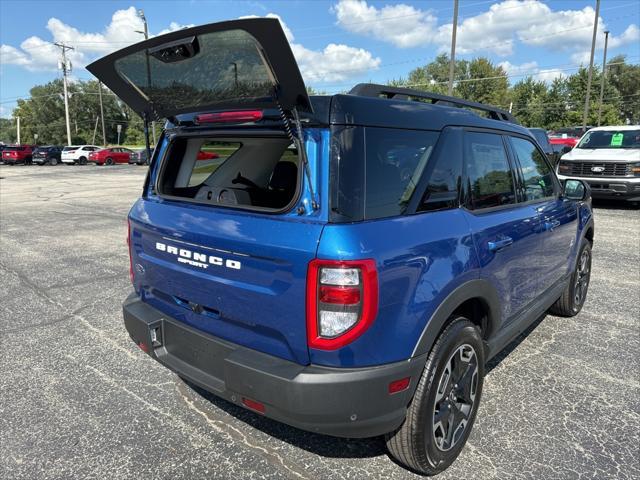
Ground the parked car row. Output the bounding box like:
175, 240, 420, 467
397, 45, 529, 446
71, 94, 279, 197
0, 145, 154, 166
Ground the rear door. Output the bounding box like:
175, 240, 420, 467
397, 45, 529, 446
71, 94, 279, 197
461, 131, 543, 326
86, 18, 312, 119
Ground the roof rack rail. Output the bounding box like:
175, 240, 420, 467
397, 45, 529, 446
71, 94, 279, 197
348, 83, 518, 124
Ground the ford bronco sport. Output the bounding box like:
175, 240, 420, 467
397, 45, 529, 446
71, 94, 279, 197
88, 19, 595, 475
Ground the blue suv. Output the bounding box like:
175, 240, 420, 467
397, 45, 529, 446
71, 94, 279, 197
89, 19, 594, 475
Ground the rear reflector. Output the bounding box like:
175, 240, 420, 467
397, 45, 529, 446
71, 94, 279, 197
195, 110, 263, 124
388, 377, 411, 394
241, 397, 266, 414
137, 341, 149, 353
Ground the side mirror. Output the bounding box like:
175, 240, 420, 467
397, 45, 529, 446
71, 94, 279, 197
563, 179, 590, 201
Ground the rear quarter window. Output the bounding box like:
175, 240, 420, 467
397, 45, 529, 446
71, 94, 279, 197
330, 127, 440, 221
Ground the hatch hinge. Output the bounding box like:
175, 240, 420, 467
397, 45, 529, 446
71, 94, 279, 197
291, 106, 319, 211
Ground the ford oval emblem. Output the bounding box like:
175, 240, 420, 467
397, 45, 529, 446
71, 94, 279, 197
591, 166, 605, 173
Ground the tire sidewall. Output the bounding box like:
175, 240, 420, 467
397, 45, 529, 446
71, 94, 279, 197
414, 319, 485, 472
569, 241, 592, 314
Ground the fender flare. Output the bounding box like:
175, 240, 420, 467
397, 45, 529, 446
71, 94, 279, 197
411, 279, 502, 358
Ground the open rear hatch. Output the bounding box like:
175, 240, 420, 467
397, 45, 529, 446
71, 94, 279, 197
86, 18, 312, 120
89, 19, 321, 365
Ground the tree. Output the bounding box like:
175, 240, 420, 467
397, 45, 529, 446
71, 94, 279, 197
10, 79, 137, 146
564, 66, 620, 127
510, 77, 548, 127
456, 58, 509, 107
0, 118, 17, 143
606, 55, 640, 124
397, 55, 509, 108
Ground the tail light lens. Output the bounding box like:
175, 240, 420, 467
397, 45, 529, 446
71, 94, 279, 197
127, 219, 134, 284
306, 259, 378, 350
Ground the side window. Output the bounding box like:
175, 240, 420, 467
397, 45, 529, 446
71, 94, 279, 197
364, 128, 439, 219
417, 136, 462, 212
464, 132, 516, 210
509, 137, 555, 201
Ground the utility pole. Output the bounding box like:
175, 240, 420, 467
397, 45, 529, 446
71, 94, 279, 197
136, 9, 156, 145
98, 81, 107, 146
582, 0, 600, 132
92, 116, 99, 145
447, 0, 459, 96
16, 116, 20, 144
597, 30, 610, 127
55, 42, 74, 146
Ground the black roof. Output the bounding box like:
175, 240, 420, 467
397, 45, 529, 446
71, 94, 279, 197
309, 95, 529, 136
169, 83, 530, 136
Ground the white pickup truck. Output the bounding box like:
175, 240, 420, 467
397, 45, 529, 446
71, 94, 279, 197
557, 126, 640, 204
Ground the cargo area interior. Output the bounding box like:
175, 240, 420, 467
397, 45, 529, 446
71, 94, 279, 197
158, 136, 300, 210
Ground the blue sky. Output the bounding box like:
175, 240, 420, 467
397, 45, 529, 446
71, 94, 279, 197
1, 0, 639, 118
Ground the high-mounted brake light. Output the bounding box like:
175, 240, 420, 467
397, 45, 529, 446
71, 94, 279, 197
127, 219, 134, 284
195, 110, 263, 124
306, 259, 378, 350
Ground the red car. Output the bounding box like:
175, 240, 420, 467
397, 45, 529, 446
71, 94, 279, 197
90, 147, 134, 165
2, 145, 34, 164
197, 150, 219, 160
549, 136, 579, 156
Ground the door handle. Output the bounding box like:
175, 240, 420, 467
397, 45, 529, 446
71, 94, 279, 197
488, 237, 513, 252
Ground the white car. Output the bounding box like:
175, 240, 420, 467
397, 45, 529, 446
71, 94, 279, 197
61, 145, 101, 165
557, 125, 640, 203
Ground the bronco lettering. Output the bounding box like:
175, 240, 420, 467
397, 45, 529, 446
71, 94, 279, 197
155, 242, 241, 270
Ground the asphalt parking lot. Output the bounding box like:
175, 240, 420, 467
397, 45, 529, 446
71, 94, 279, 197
1, 164, 639, 479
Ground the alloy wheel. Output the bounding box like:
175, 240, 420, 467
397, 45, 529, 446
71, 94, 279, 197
432, 344, 479, 452
574, 249, 591, 308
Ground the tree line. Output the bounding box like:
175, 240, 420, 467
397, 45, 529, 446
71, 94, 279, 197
389, 54, 638, 129
1, 55, 638, 145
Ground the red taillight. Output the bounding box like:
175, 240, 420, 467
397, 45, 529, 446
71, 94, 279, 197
195, 110, 263, 124
242, 397, 266, 414
319, 285, 361, 304
127, 219, 134, 284
388, 377, 411, 394
306, 259, 378, 350
138, 341, 149, 353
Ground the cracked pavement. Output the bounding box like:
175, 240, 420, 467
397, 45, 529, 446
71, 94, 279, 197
1, 164, 639, 479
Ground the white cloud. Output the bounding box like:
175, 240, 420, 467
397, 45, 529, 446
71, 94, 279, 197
242, 13, 381, 82
333, 0, 437, 48
498, 60, 567, 83
157, 21, 196, 36
1, 8, 379, 84
333, 0, 639, 61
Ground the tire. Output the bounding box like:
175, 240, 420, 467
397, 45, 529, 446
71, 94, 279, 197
386, 317, 485, 475
548, 240, 592, 317
49, 157, 58, 166
105, 157, 114, 166
79, 156, 87, 165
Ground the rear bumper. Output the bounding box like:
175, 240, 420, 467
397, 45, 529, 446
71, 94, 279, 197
557, 174, 640, 201
123, 293, 425, 438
